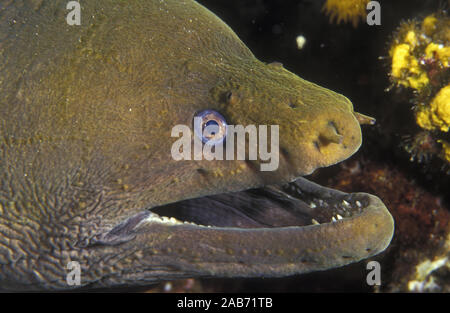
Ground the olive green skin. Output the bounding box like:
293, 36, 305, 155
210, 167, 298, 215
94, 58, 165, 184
0, 0, 393, 290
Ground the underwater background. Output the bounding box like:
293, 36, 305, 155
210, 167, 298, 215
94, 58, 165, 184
144, 0, 450, 292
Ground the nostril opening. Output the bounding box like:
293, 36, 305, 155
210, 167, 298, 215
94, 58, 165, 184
318, 122, 343, 145
225, 91, 238, 105
328, 121, 340, 135
288, 101, 297, 109
313, 141, 321, 152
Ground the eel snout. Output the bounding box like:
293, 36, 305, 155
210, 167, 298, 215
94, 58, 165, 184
297, 106, 363, 175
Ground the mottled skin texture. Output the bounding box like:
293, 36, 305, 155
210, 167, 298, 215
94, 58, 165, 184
0, 0, 393, 290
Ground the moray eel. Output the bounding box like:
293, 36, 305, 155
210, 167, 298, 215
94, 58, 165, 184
0, 0, 394, 290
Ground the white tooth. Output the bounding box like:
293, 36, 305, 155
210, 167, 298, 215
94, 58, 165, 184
142, 213, 184, 225
310, 202, 317, 208
332, 217, 336, 222
336, 214, 343, 220
311, 218, 320, 225
356, 201, 362, 207
342, 200, 350, 207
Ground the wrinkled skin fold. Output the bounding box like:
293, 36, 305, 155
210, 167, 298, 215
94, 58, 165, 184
0, 0, 394, 290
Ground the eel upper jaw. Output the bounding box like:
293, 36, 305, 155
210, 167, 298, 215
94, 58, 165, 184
98, 177, 394, 279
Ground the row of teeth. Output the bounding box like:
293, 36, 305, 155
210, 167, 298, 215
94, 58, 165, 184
310, 200, 363, 225
142, 212, 212, 227
311, 213, 343, 225
143, 198, 364, 228
309, 199, 362, 209
145, 213, 346, 228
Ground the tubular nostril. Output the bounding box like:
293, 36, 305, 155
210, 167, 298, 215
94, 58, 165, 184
354, 112, 376, 125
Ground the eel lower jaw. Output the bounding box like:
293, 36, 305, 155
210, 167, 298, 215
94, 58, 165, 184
104, 177, 394, 278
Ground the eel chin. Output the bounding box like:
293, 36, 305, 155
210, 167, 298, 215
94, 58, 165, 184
132, 177, 394, 278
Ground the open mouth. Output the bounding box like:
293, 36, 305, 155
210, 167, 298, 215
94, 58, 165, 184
150, 177, 369, 229
102, 176, 394, 278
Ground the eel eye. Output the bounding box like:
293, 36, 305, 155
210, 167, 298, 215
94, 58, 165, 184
194, 110, 228, 145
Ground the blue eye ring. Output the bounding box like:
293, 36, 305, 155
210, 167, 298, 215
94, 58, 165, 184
193, 110, 228, 145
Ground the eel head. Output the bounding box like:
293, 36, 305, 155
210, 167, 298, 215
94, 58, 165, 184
0, 0, 394, 290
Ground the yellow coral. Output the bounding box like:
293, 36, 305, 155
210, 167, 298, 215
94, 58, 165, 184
425, 43, 450, 67
438, 140, 450, 162
416, 85, 450, 132
392, 13, 450, 168
430, 85, 450, 131
389, 14, 450, 90
390, 42, 429, 90
390, 44, 411, 78
422, 15, 438, 35
405, 31, 418, 47
416, 108, 434, 131
322, 0, 370, 27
